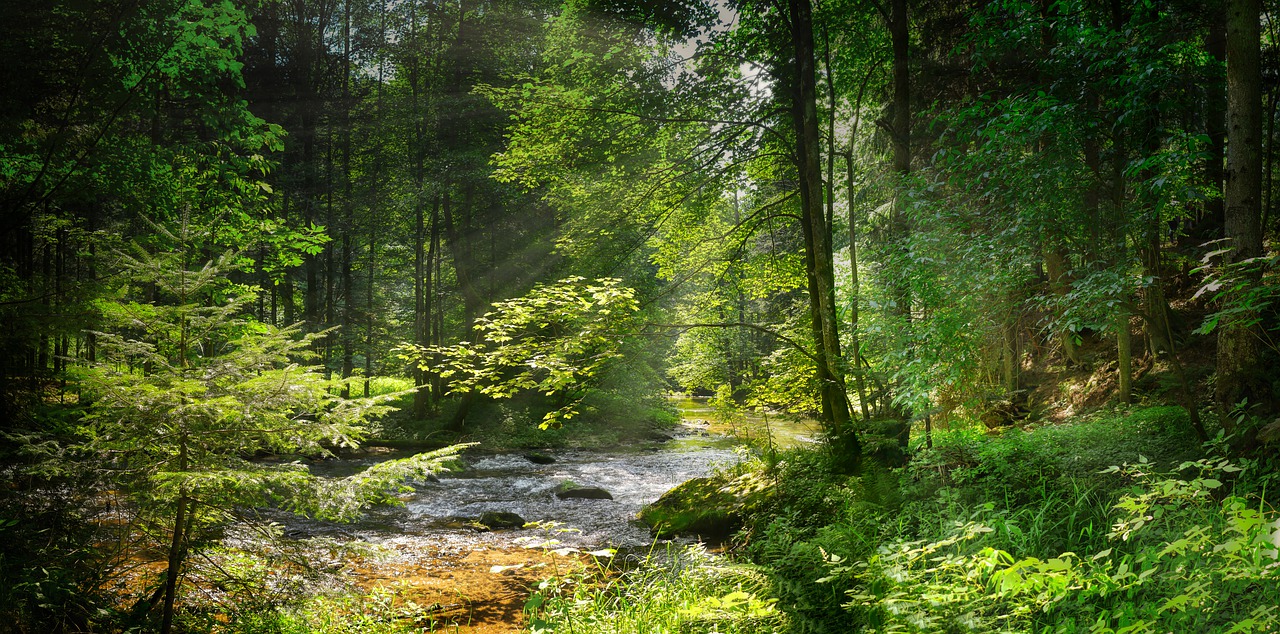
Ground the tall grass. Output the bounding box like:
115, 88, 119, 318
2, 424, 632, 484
525, 545, 786, 634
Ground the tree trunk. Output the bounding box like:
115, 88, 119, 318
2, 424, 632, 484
159, 438, 189, 634
340, 0, 354, 398
788, 0, 857, 459
412, 195, 433, 420
424, 194, 440, 399
1044, 248, 1079, 364
447, 185, 485, 329
847, 155, 871, 422
443, 189, 480, 431
1001, 310, 1020, 394
1117, 310, 1132, 404
888, 0, 912, 454
1216, 0, 1265, 426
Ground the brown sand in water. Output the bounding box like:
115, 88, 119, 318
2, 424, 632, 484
349, 543, 590, 634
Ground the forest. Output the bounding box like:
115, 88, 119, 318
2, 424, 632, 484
1, 0, 1279, 632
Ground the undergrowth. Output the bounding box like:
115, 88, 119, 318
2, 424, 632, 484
540, 406, 1280, 634
523, 544, 787, 634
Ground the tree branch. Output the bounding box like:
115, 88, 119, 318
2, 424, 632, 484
645, 322, 817, 364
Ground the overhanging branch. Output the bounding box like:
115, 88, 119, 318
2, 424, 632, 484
644, 321, 817, 364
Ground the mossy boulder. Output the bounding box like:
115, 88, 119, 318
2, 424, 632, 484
523, 452, 557, 464
553, 480, 614, 500
477, 511, 526, 530
638, 471, 772, 540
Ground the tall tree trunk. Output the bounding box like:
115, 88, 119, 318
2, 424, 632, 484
1264, 81, 1276, 232
413, 195, 429, 420
340, 0, 354, 398
1217, 0, 1266, 425
448, 185, 484, 327
1044, 248, 1080, 364
846, 154, 871, 422
888, 0, 912, 453
431, 214, 445, 400
845, 59, 879, 423
159, 438, 189, 634
1001, 310, 1020, 394
444, 190, 481, 431
424, 193, 440, 403
788, 0, 857, 459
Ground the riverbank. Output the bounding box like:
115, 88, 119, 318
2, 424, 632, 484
527, 405, 1280, 634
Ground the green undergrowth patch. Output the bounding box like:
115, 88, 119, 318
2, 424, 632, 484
524, 544, 787, 634
542, 406, 1277, 633
203, 589, 427, 634
730, 406, 1280, 633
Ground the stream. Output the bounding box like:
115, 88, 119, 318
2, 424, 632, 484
238, 398, 819, 632
279, 397, 818, 551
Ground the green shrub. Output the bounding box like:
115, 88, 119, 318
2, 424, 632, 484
525, 545, 787, 634
821, 457, 1280, 633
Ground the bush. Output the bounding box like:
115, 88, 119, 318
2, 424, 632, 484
525, 545, 787, 634
828, 458, 1280, 633
720, 408, 1276, 633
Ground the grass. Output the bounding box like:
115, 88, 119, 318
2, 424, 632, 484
524, 545, 787, 634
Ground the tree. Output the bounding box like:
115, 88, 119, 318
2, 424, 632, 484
399, 276, 640, 428
787, 0, 859, 458
1216, 0, 1267, 425
81, 221, 465, 632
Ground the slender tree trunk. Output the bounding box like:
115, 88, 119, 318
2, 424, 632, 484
424, 194, 440, 402
323, 134, 336, 377
444, 190, 479, 431
844, 59, 879, 423
1001, 310, 1020, 394
1117, 310, 1132, 404
413, 196, 429, 420
340, 0, 354, 398
1044, 248, 1079, 364
1217, 0, 1266, 425
431, 214, 445, 400
788, 0, 857, 458
1264, 83, 1276, 232
365, 0, 388, 399
888, 0, 912, 453
160, 438, 188, 634
846, 155, 870, 422
448, 185, 484, 328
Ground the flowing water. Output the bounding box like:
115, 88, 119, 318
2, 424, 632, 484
282, 397, 816, 551
295, 437, 742, 551
242, 398, 820, 632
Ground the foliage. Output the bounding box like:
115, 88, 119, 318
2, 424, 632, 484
1194, 247, 1280, 352
525, 544, 786, 634
0, 468, 112, 632
827, 458, 1280, 633
399, 276, 640, 428
706, 409, 1277, 634
78, 226, 468, 628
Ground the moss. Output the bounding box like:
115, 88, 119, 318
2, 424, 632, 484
639, 472, 773, 539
